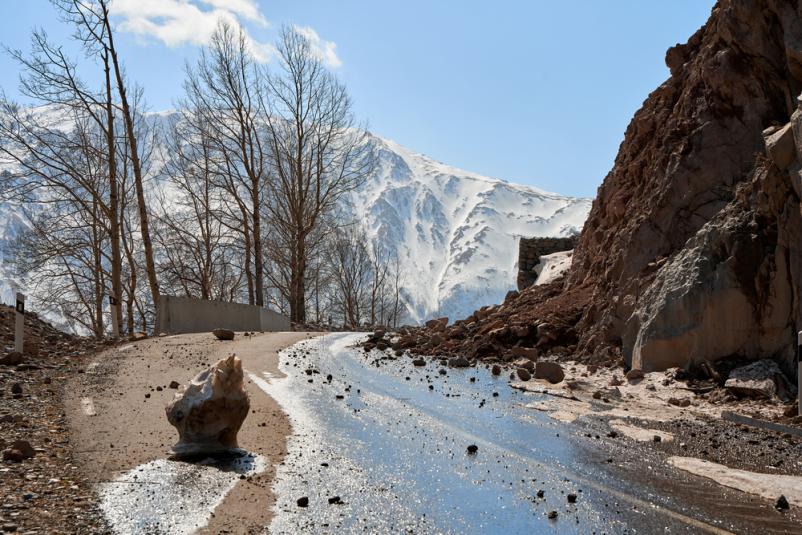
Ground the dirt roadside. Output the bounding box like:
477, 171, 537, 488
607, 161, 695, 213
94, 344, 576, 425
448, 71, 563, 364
65, 330, 321, 534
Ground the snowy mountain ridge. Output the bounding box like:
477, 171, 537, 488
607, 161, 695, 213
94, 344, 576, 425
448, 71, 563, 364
352, 135, 590, 323
0, 109, 591, 324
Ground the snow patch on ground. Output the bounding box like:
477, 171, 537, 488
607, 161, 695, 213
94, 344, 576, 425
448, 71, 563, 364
534, 250, 573, 286
98, 453, 266, 534
669, 457, 802, 505
609, 419, 674, 442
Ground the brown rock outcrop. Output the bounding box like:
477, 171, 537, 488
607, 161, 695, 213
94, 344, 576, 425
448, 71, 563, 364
378, 0, 802, 377
166, 355, 250, 457
568, 0, 802, 371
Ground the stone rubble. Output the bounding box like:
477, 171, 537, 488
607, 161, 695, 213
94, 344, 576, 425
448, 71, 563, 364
0, 304, 108, 533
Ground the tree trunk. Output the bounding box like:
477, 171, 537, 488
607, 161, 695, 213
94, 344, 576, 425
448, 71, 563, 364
92, 198, 104, 339
252, 185, 264, 306
124, 232, 137, 335
104, 48, 123, 337
103, 5, 160, 309
291, 234, 307, 324
243, 220, 254, 305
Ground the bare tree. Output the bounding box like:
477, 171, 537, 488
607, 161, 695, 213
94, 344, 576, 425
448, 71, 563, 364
368, 241, 391, 326
182, 21, 268, 306
264, 26, 374, 324
4, 22, 125, 333
51, 0, 160, 307
320, 223, 406, 329
386, 254, 405, 328
117, 93, 156, 333
0, 107, 111, 336
325, 226, 372, 328
155, 110, 244, 302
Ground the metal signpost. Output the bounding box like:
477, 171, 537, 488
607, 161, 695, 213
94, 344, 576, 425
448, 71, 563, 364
15, 292, 24, 353
109, 294, 120, 339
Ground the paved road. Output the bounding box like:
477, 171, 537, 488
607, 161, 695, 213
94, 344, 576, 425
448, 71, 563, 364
69, 331, 317, 534
258, 333, 801, 534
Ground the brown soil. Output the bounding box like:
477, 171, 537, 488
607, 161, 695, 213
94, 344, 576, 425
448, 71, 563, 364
65, 330, 321, 534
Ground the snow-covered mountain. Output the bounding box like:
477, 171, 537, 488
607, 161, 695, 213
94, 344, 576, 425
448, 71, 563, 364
350, 136, 589, 323
0, 200, 28, 307
0, 109, 591, 323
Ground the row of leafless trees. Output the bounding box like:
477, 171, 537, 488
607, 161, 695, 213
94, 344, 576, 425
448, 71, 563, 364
0, 1, 406, 336
0, 0, 156, 335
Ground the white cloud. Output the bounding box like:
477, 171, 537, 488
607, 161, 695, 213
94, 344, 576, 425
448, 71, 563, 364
108, 1, 342, 67
201, 0, 267, 25
109, 0, 275, 62
293, 25, 342, 68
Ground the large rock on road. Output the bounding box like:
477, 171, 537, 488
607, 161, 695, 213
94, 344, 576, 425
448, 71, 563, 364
166, 355, 250, 457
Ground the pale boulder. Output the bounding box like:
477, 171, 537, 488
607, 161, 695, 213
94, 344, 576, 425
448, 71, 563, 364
166, 355, 250, 457
764, 122, 796, 169
623, 180, 799, 373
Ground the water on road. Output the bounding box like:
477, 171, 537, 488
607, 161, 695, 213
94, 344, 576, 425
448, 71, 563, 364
255, 333, 795, 534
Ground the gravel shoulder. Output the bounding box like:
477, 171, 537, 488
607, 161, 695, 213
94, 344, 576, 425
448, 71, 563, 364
1, 304, 111, 535
65, 330, 321, 534
0, 353, 109, 534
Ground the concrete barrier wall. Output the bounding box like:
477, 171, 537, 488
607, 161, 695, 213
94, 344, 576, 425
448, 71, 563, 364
155, 295, 291, 334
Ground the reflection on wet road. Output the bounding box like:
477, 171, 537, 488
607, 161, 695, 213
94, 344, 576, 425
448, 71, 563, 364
258, 333, 755, 534
99, 453, 266, 533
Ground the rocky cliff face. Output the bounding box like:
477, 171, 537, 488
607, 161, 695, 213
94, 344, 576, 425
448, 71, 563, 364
624, 157, 801, 372
404, 0, 802, 374
567, 0, 802, 371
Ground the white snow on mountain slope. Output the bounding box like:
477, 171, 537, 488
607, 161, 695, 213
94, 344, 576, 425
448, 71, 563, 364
0, 108, 591, 324
0, 200, 29, 307
349, 135, 590, 323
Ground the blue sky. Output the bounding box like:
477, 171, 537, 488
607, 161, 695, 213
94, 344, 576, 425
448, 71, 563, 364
0, 1, 714, 198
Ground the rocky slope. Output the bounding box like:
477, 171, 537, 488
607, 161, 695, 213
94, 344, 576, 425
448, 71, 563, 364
0, 305, 108, 533
405, 0, 802, 376
572, 0, 802, 372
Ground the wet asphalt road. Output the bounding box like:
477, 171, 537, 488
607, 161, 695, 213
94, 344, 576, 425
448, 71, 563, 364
255, 333, 802, 534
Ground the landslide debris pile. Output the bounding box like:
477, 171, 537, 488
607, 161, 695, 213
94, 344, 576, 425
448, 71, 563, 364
382, 282, 591, 366
395, 0, 802, 377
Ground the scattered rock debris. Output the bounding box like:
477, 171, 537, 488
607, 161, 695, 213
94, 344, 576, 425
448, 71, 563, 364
0, 304, 108, 533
